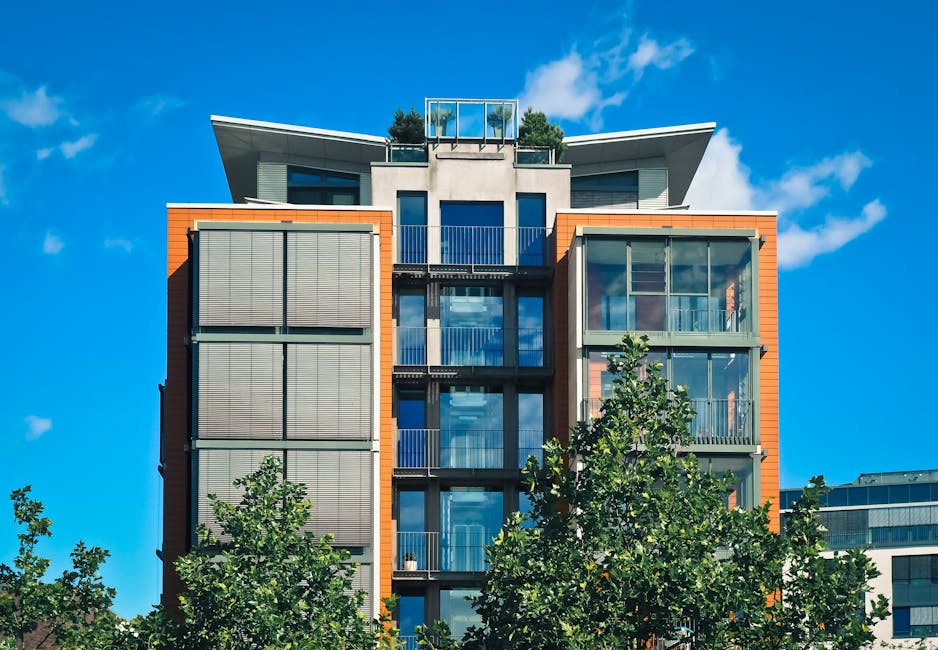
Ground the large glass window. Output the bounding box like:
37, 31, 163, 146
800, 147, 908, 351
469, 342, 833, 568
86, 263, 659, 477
440, 387, 503, 469
397, 390, 426, 468
398, 291, 426, 365
517, 295, 544, 367
441, 287, 503, 366
397, 491, 427, 569
287, 166, 360, 205
517, 194, 546, 265
518, 391, 544, 467
440, 489, 503, 572
440, 589, 482, 641
571, 171, 639, 209
440, 203, 504, 265
892, 554, 938, 638
585, 237, 753, 333
398, 192, 427, 264
397, 595, 425, 645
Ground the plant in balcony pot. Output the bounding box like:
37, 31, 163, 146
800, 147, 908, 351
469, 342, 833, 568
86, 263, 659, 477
486, 105, 514, 139
430, 106, 454, 137
403, 552, 418, 571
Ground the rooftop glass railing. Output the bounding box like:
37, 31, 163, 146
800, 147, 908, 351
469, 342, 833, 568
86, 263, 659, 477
515, 146, 554, 165
387, 143, 429, 163
425, 98, 519, 141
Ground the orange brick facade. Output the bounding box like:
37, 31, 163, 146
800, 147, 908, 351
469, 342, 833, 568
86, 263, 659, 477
164, 206, 395, 605
551, 212, 780, 531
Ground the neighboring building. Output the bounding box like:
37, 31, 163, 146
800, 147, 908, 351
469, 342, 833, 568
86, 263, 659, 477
781, 470, 938, 645
162, 98, 779, 642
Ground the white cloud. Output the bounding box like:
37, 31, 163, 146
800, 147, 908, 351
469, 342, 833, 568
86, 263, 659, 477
36, 147, 53, 160
25, 415, 52, 440
2, 85, 64, 127
519, 27, 693, 128
686, 128, 885, 269
59, 134, 97, 159
778, 200, 887, 269
104, 238, 134, 253
43, 231, 64, 255
136, 94, 185, 120
627, 35, 695, 79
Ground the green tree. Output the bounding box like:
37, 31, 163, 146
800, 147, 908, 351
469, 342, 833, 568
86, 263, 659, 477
0, 487, 118, 650
517, 108, 566, 162
463, 335, 888, 649
388, 107, 425, 144
168, 455, 388, 649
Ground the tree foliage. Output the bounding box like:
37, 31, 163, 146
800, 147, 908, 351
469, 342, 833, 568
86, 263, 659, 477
463, 335, 889, 649
152, 455, 387, 649
517, 108, 566, 162
0, 487, 118, 650
388, 107, 425, 144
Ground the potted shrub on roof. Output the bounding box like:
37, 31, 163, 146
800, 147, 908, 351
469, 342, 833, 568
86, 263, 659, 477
404, 552, 418, 571
430, 105, 455, 137
388, 107, 425, 144
486, 104, 514, 139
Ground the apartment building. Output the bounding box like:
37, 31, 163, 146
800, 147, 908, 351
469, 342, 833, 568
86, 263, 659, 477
781, 470, 938, 645
162, 98, 779, 641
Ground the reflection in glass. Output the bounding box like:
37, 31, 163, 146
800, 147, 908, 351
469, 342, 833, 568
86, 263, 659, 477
585, 239, 629, 330
428, 101, 457, 138
398, 193, 427, 264
710, 241, 751, 332
398, 596, 424, 642
517, 194, 546, 265
440, 387, 503, 468
518, 295, 544, 366
440, 490, 503, 572
457, 102, 484, 139
440, 202, 504, 265
518, 392, 544, 467
441, 286, 503, 365
397, 391, 426, 467
486, 102, 515, 139
397, 491, 427, 570
440, 589, 481, 641
398, 292, 426, 364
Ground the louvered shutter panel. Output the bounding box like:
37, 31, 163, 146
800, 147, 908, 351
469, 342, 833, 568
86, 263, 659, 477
638, 168, 669, 209
359, 173, 372, 205
198, 343, 283, 439
286, 450, 372, 547
197, 449, 277, 540
287, 344, 372, 440
257, 162, 287, 202
287, 232, 372, 328
349, 563, 373, 618
198, 230, 283, 326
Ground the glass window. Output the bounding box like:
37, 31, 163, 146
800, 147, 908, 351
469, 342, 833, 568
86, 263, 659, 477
398, 192, 427, 264
710, 240, 752, 333
398, 595, 425, 641
398, 292, 426, 365
630, 240, 666, 331
910, 483, 932, 503
397, 390, 426, 468
440, 202, 504, 265
585, 239, 629, 330
397, 491, 426, 570
893, 606, 911, 638
428, 101, 457, 138
440, 387, 503, 469
868, 485, 889, 504
440, 589, 481, 641
518, 392, 544, 467
440, 489, 503, 572
441, 286, 503, 366
517, 194, 546, 265
571, 171, 638, 209
518, 295, 544, 367
287, 166, 360, 205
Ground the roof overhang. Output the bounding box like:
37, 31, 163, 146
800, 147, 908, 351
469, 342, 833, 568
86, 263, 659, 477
211, 116, 386, 202
564, 122, 716, 205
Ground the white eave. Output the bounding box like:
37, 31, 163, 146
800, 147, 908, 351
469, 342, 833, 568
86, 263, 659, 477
564, 122, 716, 145
210, 115, 386, 145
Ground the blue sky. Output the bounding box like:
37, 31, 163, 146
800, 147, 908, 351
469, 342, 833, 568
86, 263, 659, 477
1, 0, 935, 618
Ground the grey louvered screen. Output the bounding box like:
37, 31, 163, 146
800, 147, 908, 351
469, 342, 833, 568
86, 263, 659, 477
349, 563, 373, 618
257, 162, 287, 203
286, 450, 373, 547
197, 449, 278, 540
198, 230, 283, 326
287, 344, 372, 440
359, 173, 372, 205
287, 231, 372, 328
198, 343, 283, 439
638, 168, 669, 208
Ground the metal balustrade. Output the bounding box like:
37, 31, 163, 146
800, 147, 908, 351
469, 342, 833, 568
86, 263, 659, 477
395, 530, 493, 573
393, 225, 550, 266
582, 398, 754, 445
396, 326, 545, 367
668, 304, 743, 333
397, 428, 505, 469
396, 531, 440, 572
518, 429, 545, 468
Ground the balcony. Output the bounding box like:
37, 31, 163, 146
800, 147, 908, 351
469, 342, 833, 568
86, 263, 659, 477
582, 398, 754, 445
396, 326, 544, 368
395, 530, 491, 573
425, 98, 518, 141
394, 225, 550, 266
387, 143, 428, 163
396, 428, 544, 470
515, 146, 555, 165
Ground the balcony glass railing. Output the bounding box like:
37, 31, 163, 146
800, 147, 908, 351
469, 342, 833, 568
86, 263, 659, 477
515, 146, 554, 165
425, 98, 518, 140
387, 143, 429, 163
394, 225, 551, 266
395, 326, 545, 367
582, 398, 754, 445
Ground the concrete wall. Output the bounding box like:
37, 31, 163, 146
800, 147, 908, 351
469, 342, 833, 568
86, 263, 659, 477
865, 545, 938, 647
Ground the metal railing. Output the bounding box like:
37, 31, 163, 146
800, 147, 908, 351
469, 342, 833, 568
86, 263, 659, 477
396, 531, 440, 572
397, 428, 503, 469
515, 146, 554, 165
582, 398, 754, 445
518, 429, 545, 468
399, 636, 419, 650
395, 326, 544, 367
668, 304, 743, 333
393, 225, 550, 266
